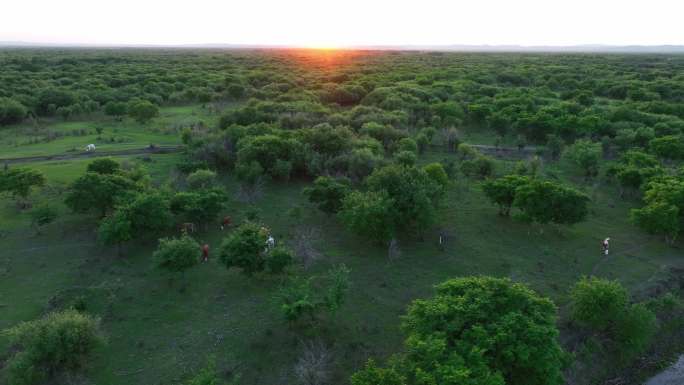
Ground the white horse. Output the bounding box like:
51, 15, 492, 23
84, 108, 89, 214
85, 144, 96, 152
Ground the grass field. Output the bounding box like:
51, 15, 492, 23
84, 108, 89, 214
0, 105, 216, 159
1, 139, 681, 384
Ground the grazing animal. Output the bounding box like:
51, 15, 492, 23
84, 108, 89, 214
85, 144, 96, 152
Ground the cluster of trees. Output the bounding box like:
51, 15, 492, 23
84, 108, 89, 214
350, 275, 672, 385
631, 176, 684, 244
302, 162, 448, 244
482, 174, 589, 225
62, 159, 227, 255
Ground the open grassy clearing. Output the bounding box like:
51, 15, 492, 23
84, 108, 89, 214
0, 105, 218, 159
1, 147, 680, 385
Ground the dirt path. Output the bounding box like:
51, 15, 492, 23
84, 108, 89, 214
0, 145, 184, 165
645, 355, 684, 385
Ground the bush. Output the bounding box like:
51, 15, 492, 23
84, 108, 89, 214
394, 150, 417, 166
87, 158, 120, 175
186, 169, 217, 190
128, 100, 159, 123
303, 176, 351, 214
266, 246, 293, 274
154, 235, 200, 276
614, 303, 657, 362
218, 222, 268, 276
0, 97, 27, 126
4, 309, 104, 385
571, 276, 628, 331
29, 203, 57, 233
460, 155, 495, 179
396, 137, 418, 155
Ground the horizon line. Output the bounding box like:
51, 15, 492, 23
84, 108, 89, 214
2, 41, 684, 53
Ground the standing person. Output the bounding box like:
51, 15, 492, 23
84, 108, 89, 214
201, 243, 210, 262
602, 237, 610, 256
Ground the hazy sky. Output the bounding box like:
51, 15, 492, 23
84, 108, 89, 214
3, 0, 683, 47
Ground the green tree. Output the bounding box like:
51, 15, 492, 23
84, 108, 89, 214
394, 150, 417, 166
396, 137, 418, 155
414, 133, 429, 154
98, 210, 133, 256
649, 135, 684, 160
186, 169, 217, 190
64, 172, 139, 217
128, 100, 159, 123
218, 221, 267, 276
123, 192, 173, 234
513, 179, 589, 225
631, 201, 680, 244
351, 360, 405, 385
0, 168, 46, 205
614, 303, 657, 363
423, 162, 449, 193
0, 97, 27, 125
564, 139, 602, 178
570, 276, 628, 331
154, 235, 200, 279
357, 277, 565, 385
170, 188, 227, 229
365, 164, 444, 235
86, 158, 120, 175
460, 155, 495, 179
104, 101, 128, 120
482, 175, 531, 216
4, 309, 104, 385
303, 176, 351, 214
339, 190, 395, 244
265, 246, 293, 274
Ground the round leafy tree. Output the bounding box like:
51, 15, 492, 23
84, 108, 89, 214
5, 309, 104, 385
218, 221, 268, 276
570, 276, 629, 331
154, 235, 200, 277
399, 276, 565, 385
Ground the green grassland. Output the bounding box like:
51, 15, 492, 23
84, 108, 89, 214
0, 105, 214, 159
1, 146, 680, 385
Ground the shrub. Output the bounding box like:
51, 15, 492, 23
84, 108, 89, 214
0, 97, 27, 126
86, 158, 120, 175
154, 235, 200, 277
303, 176, 351, 214
266, 247, 293, 274
614, 303, 657, 362
570, 276, 628, 331
461, 155, 495, 179
394, 150, 417, 166
396, 137, 418, 155
218, 222, 267, 276
29, 203, 57, 233
4, 309, 104, 385
186, 169, 217, 190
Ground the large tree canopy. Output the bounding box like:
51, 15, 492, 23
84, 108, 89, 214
352, 277, 566, 385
